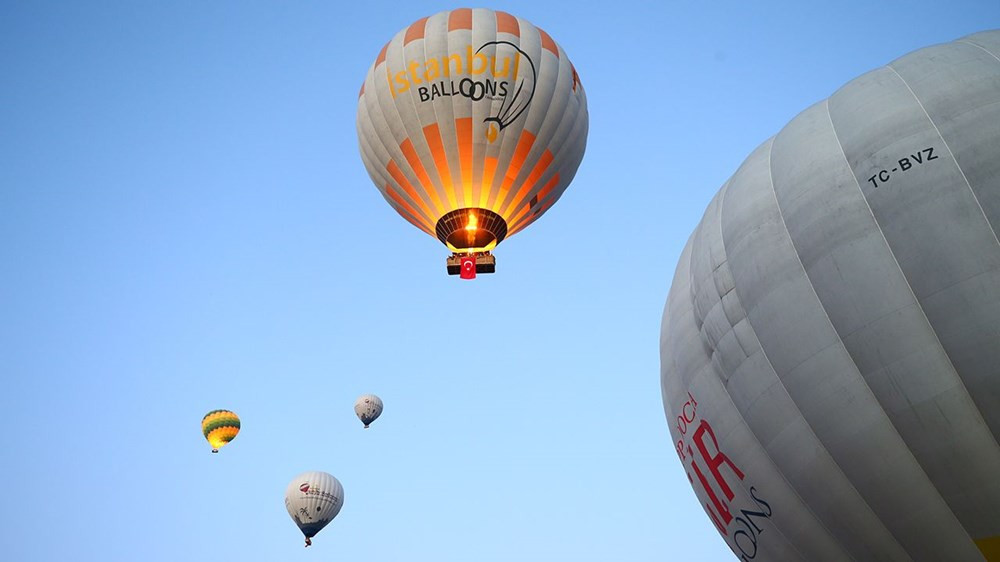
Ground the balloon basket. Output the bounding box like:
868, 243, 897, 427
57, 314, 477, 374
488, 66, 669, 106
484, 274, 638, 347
446, 252, 496, 276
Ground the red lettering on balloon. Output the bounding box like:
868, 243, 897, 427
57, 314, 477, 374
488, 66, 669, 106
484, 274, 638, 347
694, 419, 746, 501
673, 392, 773, 559
692, 456, 734, 529
704, 499, 728, 535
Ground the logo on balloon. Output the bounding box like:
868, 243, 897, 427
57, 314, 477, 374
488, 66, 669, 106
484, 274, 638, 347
388, 42, 536, 144
298, 485, 341, 503
675, 392, 774, 561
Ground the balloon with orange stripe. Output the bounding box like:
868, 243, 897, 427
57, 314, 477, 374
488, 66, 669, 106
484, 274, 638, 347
356, 8, 588, 269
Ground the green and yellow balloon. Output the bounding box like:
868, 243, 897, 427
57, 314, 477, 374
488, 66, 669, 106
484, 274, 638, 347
201, 410, 240, 453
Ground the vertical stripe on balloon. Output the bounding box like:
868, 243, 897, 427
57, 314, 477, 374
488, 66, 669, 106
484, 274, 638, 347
506, 201, 532, 230
384, 185, 433, 235
508, 183, 557, 236
404, 17, 428, 45
422, 123, 458, 210
501, 148, 554, 216
496, 130, 536, 215
507, 201, 553, 236
448, 8, 472, 31
508, 170, 559, 228
456, 117, 473, 208
495, 11, 519, 36
537, 28, 559, 57
386, 160, 435, 224
400, 138, 445, 216
535, 173, 560, 203
378, 39, 392, 98
480, 157, 498, 209
375, 41, 389, 67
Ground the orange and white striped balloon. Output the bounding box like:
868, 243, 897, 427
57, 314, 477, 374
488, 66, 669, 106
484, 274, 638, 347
356, 8, 588, 255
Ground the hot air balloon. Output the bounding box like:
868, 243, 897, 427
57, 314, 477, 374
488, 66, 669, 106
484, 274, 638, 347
201, 409, 240, 453
661, 30, 1000, 561
285, 471, 344, 547
356, 8, 588, 276
354, 394, 383, 428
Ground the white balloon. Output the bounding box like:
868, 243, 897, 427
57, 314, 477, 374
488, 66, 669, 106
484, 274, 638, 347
354, 394, 383, 428
661, 30, 1000, 561
284, 471, 344, 547
356, 8, 588, 256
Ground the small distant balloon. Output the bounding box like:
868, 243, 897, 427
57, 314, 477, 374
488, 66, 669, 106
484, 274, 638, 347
354, 394, 383, 429
285, 471, 344, 547
201, 409, 240, 453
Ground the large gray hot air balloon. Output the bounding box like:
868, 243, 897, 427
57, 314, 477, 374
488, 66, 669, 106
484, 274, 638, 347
660, 30, 1000, 561
285, 471, 344, 547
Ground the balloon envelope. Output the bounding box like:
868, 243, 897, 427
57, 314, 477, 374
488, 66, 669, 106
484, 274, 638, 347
661, 30, 1000, 561
201, 409, 240, 453
356, 8, 588, 257
285, 471, 344, 545
354, 394, 383, 428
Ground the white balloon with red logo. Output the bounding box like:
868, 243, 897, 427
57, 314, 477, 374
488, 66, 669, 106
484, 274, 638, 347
661, 30, 1000, 561
284, 471, 344, 545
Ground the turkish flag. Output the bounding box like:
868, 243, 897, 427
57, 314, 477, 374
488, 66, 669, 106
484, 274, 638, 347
460, 256, 476, 279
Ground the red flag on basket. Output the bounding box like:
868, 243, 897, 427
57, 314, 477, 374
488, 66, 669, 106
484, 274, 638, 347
460, 256, 476, 280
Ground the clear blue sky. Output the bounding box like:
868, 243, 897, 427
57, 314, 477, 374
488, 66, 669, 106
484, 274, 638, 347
1, 2, 996, 560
